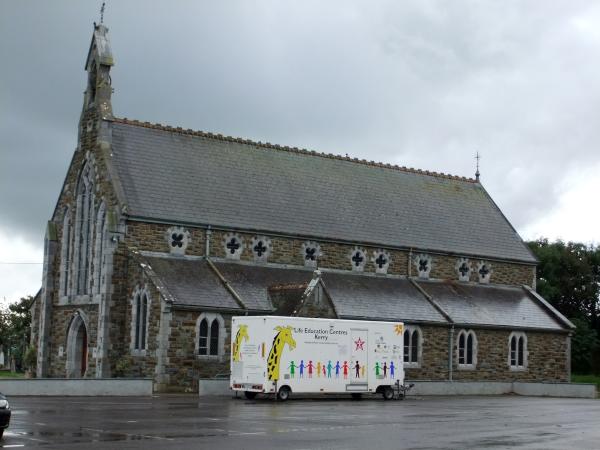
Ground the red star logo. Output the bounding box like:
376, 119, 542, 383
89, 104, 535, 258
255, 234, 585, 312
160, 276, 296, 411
354, 337, 365, 351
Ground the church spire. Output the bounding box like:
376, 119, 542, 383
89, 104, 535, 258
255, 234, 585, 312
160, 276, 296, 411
83, 18, 114, 119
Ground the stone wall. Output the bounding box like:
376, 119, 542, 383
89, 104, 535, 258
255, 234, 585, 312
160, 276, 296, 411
163, 309, 233, 391
404, 325, 569, 383
121, 224, 533, 287
451, 328, 569, 382
404, 325, 450, 381
47, 304, 99, 377
126, 221, 205, 256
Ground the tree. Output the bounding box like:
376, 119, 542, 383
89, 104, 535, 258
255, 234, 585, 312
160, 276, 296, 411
0, 295, 33, 371
528, 239, 600, 373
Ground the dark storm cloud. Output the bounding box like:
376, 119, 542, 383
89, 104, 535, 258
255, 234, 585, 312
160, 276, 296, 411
1, 0, 600, 247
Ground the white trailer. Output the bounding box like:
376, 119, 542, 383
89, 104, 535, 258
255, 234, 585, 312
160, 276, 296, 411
230, 316, 404, 401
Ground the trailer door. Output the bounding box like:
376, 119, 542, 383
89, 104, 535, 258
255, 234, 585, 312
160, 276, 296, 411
347, 328, 369, 392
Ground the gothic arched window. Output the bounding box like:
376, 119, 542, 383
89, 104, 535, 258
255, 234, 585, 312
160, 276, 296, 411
198, 319, 208, 355
457, 329, 477, 369
74, 163, 95, 295
93, 202, 107, 294
59, 208, 72, 297
403, 326, 422, 367
131, 289, 150, 353
196, 313, 225, 358
210, 319, 219, 356
508, 332, 528, 370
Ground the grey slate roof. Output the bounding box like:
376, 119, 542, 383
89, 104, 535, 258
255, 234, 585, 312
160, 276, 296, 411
321, 272, 447, 323
140, 257, 567, 330
110, 120, 536, 263
415, 281, 565, 330
141, 256, 241, 310
212, 262, 314, 311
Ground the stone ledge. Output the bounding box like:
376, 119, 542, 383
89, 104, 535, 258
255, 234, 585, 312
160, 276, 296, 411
0, 378, 153, 396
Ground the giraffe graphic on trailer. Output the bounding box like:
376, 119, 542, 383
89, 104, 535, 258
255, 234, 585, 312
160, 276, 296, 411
266, 326, 296, 381
232, 324, 249, 362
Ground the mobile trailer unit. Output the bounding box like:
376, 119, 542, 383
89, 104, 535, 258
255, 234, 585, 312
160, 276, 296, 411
230, 316, 404, 401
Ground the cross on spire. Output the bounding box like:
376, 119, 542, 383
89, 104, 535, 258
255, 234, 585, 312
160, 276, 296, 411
475, 152, 481, 181
100, 2, 106, 24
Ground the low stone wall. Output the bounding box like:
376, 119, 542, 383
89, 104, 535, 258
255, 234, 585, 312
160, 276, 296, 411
408, 380, 596, 399
198, 378, 231, 396
197, 379, 596, 399
0, 378, 153, 396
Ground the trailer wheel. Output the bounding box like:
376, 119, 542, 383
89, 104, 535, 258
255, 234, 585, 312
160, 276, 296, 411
277, 386, 291, 402
244, 391, 258, 400
382, 386, 394, 401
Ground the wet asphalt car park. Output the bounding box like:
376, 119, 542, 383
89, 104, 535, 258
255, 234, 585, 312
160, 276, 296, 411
2, 394, 600, 449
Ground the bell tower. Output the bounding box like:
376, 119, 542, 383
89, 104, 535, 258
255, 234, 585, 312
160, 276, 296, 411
83, 21, 114, 120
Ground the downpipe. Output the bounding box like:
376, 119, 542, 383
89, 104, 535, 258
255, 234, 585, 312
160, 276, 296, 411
448, 325, 454, 381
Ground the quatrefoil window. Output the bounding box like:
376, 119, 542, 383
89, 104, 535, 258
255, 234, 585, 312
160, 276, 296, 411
350, 247, 366, 272
477, 261, 492, 284
224, 233, 243, 260
414, 254, 432, 279
456, 258, 471, 282
302, 241, 321, 267
372, 250, 390, 274
171, 233, 184, 248
251, 236, 271, 262
165, 227, 190, 255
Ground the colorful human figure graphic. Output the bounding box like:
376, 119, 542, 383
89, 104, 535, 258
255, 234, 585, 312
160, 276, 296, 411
288, 360, 296, 378
390, 361, 395, 379
335, 361, 341, 378
342, 361, 349, 379
374, 362, 381, 377
355, 361, 360, 378
299, 360, 305, 378
327, 360, 333, 378
322, 365, 326, 377
316, 361, 322, 377
308, 360, 314, 378
383, 362, 388, 378
361, 365, 366, 378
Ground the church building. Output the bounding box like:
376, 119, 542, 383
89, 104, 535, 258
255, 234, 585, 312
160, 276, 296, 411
32, 23, 574, 391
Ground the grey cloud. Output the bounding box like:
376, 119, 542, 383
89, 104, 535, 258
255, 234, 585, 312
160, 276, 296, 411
1, 0, 599, 247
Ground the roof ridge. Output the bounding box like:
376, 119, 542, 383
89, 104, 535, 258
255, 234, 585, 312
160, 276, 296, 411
111, 117, 477, 183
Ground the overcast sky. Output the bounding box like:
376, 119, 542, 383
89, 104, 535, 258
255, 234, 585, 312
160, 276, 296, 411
1, 1, 599, 305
